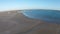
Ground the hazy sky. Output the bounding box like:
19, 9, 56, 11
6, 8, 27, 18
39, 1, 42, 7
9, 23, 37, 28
0, 0, 60, 11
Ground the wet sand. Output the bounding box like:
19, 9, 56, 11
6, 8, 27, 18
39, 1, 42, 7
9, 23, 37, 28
0, 11, 60, 34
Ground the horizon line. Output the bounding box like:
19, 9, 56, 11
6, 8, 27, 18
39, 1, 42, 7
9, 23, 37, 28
0, 8, 60, 12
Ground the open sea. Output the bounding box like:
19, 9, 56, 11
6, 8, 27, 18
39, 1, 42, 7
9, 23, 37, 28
22, 9, 60, 24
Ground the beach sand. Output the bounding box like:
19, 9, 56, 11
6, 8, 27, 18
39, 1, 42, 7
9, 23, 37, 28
0, 11, 59, 34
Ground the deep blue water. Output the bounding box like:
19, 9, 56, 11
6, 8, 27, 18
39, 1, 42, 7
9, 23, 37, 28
22, 9, 60, 24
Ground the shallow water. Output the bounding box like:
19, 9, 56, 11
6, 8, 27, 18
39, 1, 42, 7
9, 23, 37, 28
22, 9, 60, 24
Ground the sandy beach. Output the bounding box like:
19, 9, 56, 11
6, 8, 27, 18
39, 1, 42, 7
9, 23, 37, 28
0, 11, 59, 34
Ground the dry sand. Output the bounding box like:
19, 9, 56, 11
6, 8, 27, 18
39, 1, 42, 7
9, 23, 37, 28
0, 11, 59, 34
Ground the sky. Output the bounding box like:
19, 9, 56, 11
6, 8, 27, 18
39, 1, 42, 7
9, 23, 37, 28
0, 0, 60, 11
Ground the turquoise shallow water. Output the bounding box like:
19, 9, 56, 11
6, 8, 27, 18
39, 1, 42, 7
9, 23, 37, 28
22, 10, 60, 24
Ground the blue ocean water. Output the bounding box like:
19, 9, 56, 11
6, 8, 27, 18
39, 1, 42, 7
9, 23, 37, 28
22, 9, 60, 24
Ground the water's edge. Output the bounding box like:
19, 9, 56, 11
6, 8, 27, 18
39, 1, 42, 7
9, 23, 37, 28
22, 10, 60, 24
